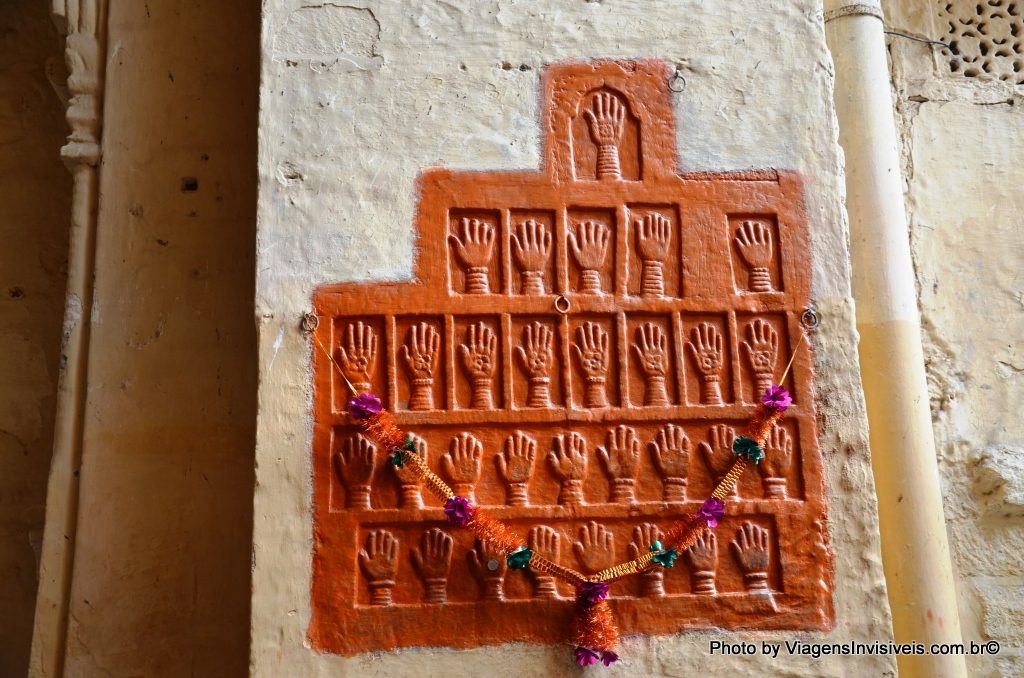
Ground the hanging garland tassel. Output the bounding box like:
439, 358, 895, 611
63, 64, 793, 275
345, 384, 792, 666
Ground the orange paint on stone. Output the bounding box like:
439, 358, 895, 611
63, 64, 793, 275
308, 60, 833, 655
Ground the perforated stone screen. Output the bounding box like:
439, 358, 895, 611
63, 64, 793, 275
941, 0, 1024, 83
307, 60, 833, 655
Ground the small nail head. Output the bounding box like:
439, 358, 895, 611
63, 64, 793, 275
487, 559, 500, 571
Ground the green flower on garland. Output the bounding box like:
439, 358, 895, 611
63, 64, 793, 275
732, 436, 764, 464
507, 547, 533, 570
649, 540, 678, 568
390, 436, 418, 467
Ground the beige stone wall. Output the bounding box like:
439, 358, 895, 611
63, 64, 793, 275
0, 2, 70, 675
252, 1, 893, 675
41, 0, 260, 675
887, 1, 1024, 675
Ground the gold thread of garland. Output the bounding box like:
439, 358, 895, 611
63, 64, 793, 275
711, 459, 747, 500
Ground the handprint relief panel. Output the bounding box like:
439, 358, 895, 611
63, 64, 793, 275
310, 61, 829, 655
570, 88, 641, 181
626, 205, 681, 299
730, 215, 783, 294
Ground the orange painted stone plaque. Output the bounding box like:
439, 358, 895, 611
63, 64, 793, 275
309, 60, 833, 655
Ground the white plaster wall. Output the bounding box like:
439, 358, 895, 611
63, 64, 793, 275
888, 3, 1024, 673
253, 2, 894, 675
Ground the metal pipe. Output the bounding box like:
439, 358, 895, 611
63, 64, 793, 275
823, 3, 967, 676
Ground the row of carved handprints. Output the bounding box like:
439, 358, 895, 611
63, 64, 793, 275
337, 316, 785, 409
450, 215, 777, 295
357, 520, 773, 606
335, 423, 795, 509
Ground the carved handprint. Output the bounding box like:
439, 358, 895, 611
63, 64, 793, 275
359, 530, 398, 605
497, 431, 536, 506
628, 523, 666, 597
633, 323, 670, 406
393, 432, 425, 508
584, 92, 626, 179
686, 323, 724, 405
468, 537, 508, 601
572, 322, 609, 408
516, 322, 554, 407
412, 527, 454, 603
574, 521, 615, 574
650, 423, 690, 502
549, 432, 588, 505
528, 526, 562, 599
734, 220, 774, 292
449, 217, 496, 294
731, 522, 771, 592
699, 424, 738, 497
598, 425, 640, 504
337, 321, 378, 392
442, 432, 483, 503
511, 219, 552, 295
684, 532, 718, 595
742, 318, 779, 397
333, 432, 377, 509
460, 321, 497, 409
636, 214, 672, 297
759, 424, 793, 499
402, 322, 441, 411
568, 221, 610, 293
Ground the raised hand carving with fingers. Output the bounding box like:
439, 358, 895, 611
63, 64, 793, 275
337, 321, 378, 392
334, 432, 377, 509
460, 321, 497, 409
636, 213, 672, 297
468, 537, 508, 601
402, 322, 441, 411
734, 220, 774, 292
742, 318, 779, 397
574, 521, 616, 574
598, 424, 640, 504
528, 526, 562, 599
442, 432, 483, 503
759, 424, 793, 499
449, 217, 496, 294
732, 522, 771, 592
573, 322, 609, 408
412, 527, 454, 604
497, 431, 536, 506
393, 432, 426, 509
359, 530, 398, 605
568, 221, 610, 294
686, 323, 724, 405
633, 322, 670, 406
699, 424, 738, 498
511, 219, 552, 295
549, 432, 588, 506
628, 523, 666, 597
684, 532, 718, 595
584, 91, 626, 179
517, 322, 554, 407
649, 423, 690, 502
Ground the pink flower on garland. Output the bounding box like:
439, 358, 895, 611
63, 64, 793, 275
601, 650, 619, 666
761, 385, 792, 412
348, 392, 382, 420
698, 498, 725, 528
443, 496, 473, 527
576, 581, 610, 606
574, 646, 600, 667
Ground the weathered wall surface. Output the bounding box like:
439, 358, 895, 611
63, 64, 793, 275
253, 2, 893, 675
53, 0, 260, 675
888, 2, 1024, 674
0, 2, 70, 675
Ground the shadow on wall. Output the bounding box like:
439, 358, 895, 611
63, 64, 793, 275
0, 1, 71, 675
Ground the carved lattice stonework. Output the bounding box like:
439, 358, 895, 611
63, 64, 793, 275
941, 0, 1024, 84
309, 60, 833, 655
